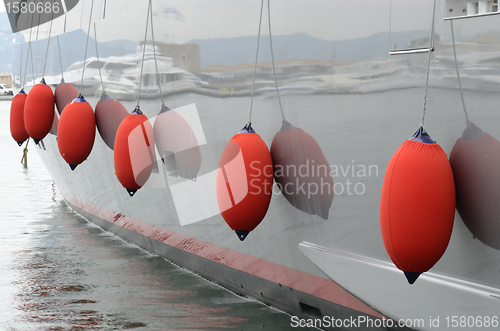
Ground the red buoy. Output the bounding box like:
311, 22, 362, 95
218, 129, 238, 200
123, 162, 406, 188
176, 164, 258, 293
24, 78, 55, 144
95, 92, 128, 150
57, 94, 96, 170
216, 123, 273, 241
450, 122, 500, 250
380, 127, 455, 284
154, 105, 202, 180
270, 120, 334, 220
10, 89, 29, 146
55, 80, 79, 115
114, 107, 155, 197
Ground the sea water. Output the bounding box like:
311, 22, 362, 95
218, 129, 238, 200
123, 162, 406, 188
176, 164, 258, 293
0, 101, 316, 330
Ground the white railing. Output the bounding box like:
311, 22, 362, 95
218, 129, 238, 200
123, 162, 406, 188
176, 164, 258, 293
445, 0, 500, 19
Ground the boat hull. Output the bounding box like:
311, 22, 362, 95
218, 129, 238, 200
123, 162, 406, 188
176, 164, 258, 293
13, 0, 500, 329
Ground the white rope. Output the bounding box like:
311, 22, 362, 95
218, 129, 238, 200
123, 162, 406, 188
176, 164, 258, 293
25, 10, 36, 86
149, 0, 166, 107
80, 0, 95, 93
35, 0, 41, 40
22, 38, 31, 87
21, 30, 34, 89
30, 37, 35, 83
248, 0, 265, 124
136, 0, 152, 108
420, 0, 438, 130
267, 0, 285, 120
57, 36, 64, 82
450, 20, 469, 124
93, 23, 106, 95
42, 9, 55, 78
103, 0, 107, 19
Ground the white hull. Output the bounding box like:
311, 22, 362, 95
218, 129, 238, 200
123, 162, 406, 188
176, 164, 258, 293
13, 1, 500, 329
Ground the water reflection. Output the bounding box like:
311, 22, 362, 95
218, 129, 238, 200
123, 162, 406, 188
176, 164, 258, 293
450, 122, 500, 251
270, 119, 334, 220
95, 92, 128, 150
154, 106, 202, 180
54, 81, 79, 115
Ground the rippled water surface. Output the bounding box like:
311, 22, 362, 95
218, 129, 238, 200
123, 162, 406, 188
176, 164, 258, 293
0, 101, 312, 330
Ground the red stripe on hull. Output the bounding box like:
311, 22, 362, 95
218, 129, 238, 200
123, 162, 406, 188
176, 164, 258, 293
64, 192, 383, 318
